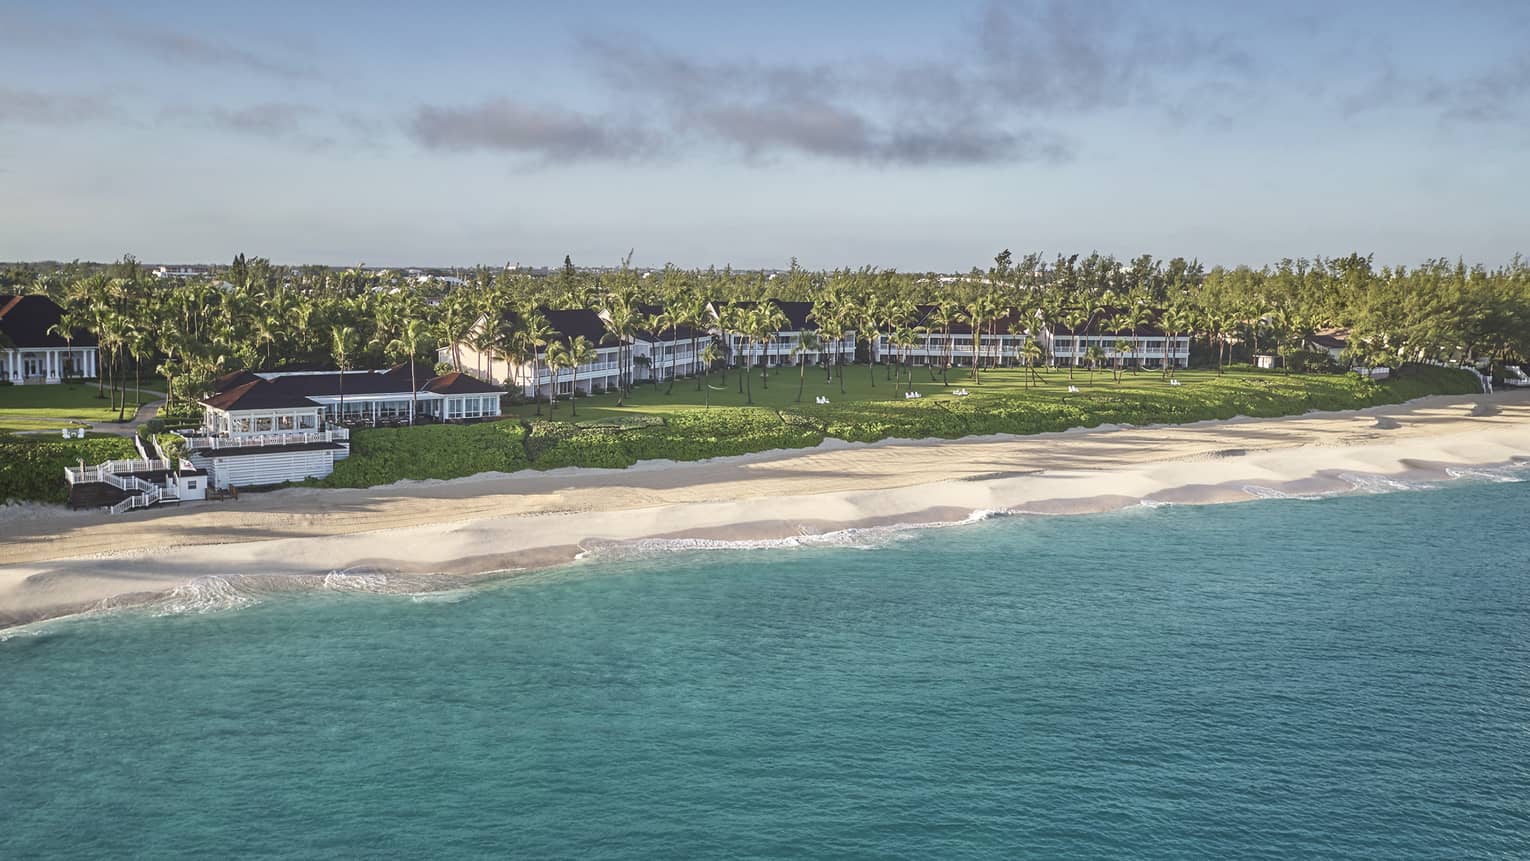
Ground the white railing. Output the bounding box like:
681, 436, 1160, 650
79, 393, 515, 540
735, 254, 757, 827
64, 458, 171, 485
107, 484, 163, 515
178, 429, 348, 451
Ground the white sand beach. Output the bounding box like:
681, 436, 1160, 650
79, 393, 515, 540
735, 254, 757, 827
4, 391, 1530, 629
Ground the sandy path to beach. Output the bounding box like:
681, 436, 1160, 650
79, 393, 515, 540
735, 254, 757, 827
4, 391, 1530, 627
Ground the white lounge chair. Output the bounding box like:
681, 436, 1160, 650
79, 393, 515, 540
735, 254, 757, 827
1170, 379, 1182, 387
76, 427, 86, 439
60, 428, 70, 439
1067, 385, 1079, 393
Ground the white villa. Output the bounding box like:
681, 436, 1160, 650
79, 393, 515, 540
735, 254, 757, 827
711, 300, 856, 367
0, 294, 99, 384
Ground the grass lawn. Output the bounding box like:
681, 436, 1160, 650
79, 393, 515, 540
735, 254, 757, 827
0, 382, 159, 423
504, 363, 1464, 424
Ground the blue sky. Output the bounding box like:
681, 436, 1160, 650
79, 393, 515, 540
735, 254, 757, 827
1, 0, 1526, 270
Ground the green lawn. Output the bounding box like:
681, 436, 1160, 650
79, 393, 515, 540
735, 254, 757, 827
0, 417, 90, 437
0, 382, 159, 424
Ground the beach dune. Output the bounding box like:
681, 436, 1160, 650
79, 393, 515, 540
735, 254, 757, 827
4, 391, 1530, 629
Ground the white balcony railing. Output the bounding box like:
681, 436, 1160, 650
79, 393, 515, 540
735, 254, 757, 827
178, 429, 349, 451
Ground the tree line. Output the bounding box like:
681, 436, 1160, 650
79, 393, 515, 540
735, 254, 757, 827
8, 250, 1529, 415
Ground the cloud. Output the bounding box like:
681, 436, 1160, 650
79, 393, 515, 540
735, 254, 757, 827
203, 102, 316, 137
1342, 55, 1530, 126
0, 87, 114, 126
1422, 55, 1530, 124
565, 0, 1251, 166
158, 101, 337, 150
405, 99, 660, 161
136, 29, 320, 81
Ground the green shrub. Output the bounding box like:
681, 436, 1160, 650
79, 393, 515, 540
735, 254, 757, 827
0, 437, 138, 503
314, 420, 530, 488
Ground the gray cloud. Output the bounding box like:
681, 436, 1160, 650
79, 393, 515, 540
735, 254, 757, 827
159, 101, 337, 151
406, 99, 660, 161
136, 29, 320, 81
0, 87, 115, 126
569, 0, 1254, 166
1342, 55, 1530, 126
205, 102, 315, 137
1423, 55, 1530, 124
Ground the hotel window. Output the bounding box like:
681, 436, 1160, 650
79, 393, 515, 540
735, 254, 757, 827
255, 417, 273, 432
277, 414, 295, 431
298, 414, 316, 430
236, 417, 252, 433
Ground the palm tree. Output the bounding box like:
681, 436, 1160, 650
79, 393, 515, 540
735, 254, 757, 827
967, 294, 1000, 382
331, 325, 358, 425
564, 336, 596, 416
1022, 339, 1045, 388
1122, 303, 1150, 373
719, 305, 748, 395
1113, 339, 1133, 382
929, 301, 960, 386
681, 295, 711, 392
1060, 309, 1089, 380
791, 330, 822, 402
385, 318, 428, 425
544, 340, 570, 414
601, 299, 638, 405
521, 312, 556, 416
1085, 345, 1107, 384
700, 340, 724, 409
1159, 307, 1190, 379
758, 303, 788, 388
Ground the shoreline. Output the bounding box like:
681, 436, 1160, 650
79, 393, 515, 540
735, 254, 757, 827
4, 391, 1530, 631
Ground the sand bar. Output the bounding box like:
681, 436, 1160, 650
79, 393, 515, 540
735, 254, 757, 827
4, 391, 1530, 629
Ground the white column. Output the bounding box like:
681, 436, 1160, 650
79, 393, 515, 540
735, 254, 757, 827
46, 349, 59, 383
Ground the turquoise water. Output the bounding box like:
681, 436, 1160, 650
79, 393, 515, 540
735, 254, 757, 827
4, 480, 1530, 859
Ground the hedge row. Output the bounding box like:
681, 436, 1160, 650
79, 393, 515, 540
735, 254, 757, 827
313, 420, 530, 488
0, 437, 138, 504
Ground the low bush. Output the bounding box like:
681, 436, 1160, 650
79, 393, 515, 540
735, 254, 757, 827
313, 420, 530, 488
525, 408, 825, 470
0, 437, 137, 503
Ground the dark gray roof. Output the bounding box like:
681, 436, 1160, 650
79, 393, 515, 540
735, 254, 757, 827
0, 295, 97, 348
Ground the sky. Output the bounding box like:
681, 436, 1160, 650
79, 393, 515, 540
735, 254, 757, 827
1, 0, 1527, 271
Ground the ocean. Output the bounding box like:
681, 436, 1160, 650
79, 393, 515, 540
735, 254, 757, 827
4, 476, 1529, 859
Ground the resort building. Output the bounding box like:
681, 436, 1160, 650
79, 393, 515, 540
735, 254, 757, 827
445, 308, 623, 399
630, 305, 708, 383
873, 306, 1032, 367
66, 364, 503, 509
1307, 328, 1350, 364
710, 300, 856, 367
0, 294, 99, 384
1044, 318, 1191, 369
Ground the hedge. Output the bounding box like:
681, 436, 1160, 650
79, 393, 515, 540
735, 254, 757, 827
0, 437, 138, 504
313, 420, 530, 488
